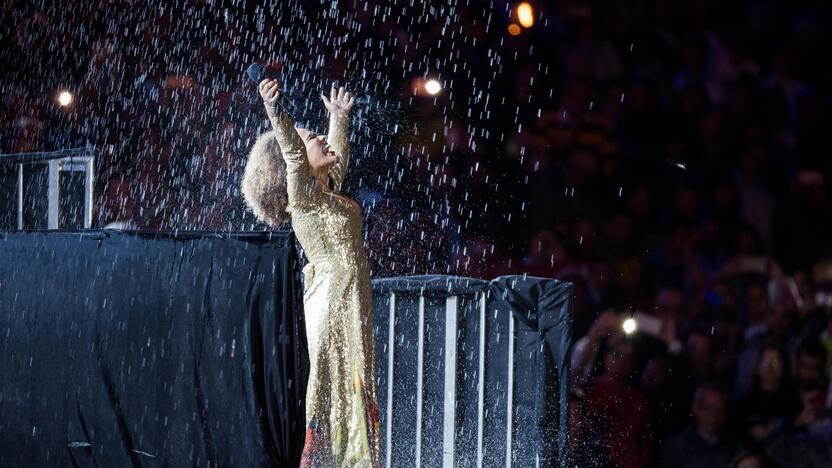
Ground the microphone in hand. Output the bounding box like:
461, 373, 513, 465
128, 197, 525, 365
246, 63, 299, 118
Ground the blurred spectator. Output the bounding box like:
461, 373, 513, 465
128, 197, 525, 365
794, 340, 829, 410
578, 335, 653, 468
732, 344, 801, 446
761, 341, 832, 467
659, 385, 740, 468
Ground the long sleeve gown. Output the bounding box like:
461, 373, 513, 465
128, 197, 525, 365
264, 104, 381, 467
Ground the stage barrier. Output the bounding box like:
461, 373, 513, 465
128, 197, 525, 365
372, 276, 571, 468
0, 230, 571, 467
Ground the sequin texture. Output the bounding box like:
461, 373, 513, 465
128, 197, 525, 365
265, 105, 381, 467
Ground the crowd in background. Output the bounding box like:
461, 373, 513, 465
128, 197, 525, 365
2, 0, 832, 466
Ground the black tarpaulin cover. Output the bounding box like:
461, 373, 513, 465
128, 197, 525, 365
0, 230, 308, 467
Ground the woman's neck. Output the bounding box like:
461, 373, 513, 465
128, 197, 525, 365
311, 166, 328, 188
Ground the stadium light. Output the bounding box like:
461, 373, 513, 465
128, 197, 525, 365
517, 2, 535, 28
57, 91, 73, 107
425, 79, 442, 95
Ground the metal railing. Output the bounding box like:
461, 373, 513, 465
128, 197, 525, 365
372, 275, 572, 468
0, 146, 95, 229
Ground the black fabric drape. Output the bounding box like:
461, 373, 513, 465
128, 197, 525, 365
0, 230, 307, 467
489, 275, 572, 467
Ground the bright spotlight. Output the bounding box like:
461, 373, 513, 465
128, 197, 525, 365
425, 79, 442, 95
622, 318, 637, 335
57, 91, 73, 107
517, 2, 535, 28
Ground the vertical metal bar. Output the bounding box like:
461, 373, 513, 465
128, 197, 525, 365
477, 291, 486, 468
84, 155, 94, 228
415, 295, 425, 466
17, 163, 23, 230
384, 292, 395, 468
47, 159, 59, 229
443, 295, 458, 467
505, 314, 515, 468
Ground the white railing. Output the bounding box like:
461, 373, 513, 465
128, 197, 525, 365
0, 146, 95, 229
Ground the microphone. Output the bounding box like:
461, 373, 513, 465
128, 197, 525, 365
246, 63, 300, 118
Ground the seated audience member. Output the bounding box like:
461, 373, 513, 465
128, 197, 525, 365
733, 344, 801, 446
794, 339, 828, 409
761, 340, 832, 467
640, 355, 695, 446
687, 329, 715, 385
659, 385, 739, 468
735, 289, 795, 396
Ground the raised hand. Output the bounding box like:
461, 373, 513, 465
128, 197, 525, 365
259, 78, 280, 107
322, 86, 355, 115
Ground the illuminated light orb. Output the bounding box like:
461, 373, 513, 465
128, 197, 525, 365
622, 318, 637, 335
425, 79, 442, 95
57, 91, 73, 107
517, 2, 535, 28
507, 23, 522, 36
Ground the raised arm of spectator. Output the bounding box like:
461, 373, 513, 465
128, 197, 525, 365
571, 310, 619, 386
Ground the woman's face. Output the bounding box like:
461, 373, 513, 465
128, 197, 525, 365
757, 348, 784, 388
296, 128, 335, 177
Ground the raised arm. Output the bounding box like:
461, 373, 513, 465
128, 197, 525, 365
325, 112, 350, 192
260, 78, 315, 210
322, 87, 355, 193
260, 80, 306, 168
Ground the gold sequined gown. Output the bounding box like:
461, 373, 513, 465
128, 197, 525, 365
265, 104, 381, 467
